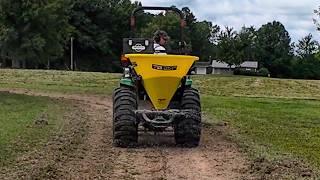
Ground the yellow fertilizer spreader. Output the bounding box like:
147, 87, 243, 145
113, 6, 202, 147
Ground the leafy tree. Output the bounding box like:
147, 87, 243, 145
181, 7, 220, 61
215, 26, 239, 67
68, 0, 137, 72
291, 57, 320, 79
187, 21, 220, 61
0, 0, 73, 68
235, 26, 256, 61
182, 7, 196, 26
137, 7, 219, 60
138, 11, 183, 54
314, 6, 320, 31
215, 26, 258, 67
316, 52, 320, 60
255, 21, 293, 77
188, 21, 219, 61
292, 33, 320, 80
296, 33, 319, 60
3, 0, 319, 79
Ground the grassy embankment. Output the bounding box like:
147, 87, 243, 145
195, 75, 320, 173
0, 92, 69, 167
1, 69, 320, 173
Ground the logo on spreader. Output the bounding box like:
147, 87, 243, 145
132, 43, 146, 52
152, 64, 177, 71
158, 98, 166, 102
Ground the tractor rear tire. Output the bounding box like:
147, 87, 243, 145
113, 86, 138, 147
174, 88, 201, 147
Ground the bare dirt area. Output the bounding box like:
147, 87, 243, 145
0, 89, 255, 180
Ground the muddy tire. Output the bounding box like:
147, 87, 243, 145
113, 86, 138, 147
174, 88, 201, 147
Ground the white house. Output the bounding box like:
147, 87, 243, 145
194, 61, 212, 75
195, 60, 258, 75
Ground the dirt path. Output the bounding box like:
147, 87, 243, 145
0, 89, 254, 179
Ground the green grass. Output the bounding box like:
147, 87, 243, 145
2, 69, 320, 99
0, 92, 68, 166
203, 96, 320, 169
195, 75, 320, 171
194, 75, 320, 100
2, 69, 320, 173
0, 69, 120, 95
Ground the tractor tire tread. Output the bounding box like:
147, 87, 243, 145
174, 87, 201, 147
113, 87, 138, 148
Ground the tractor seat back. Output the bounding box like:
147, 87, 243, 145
123, 38, 154, 54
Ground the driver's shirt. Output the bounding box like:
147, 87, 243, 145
154, 43, 167, 55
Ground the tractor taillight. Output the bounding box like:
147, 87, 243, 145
120, 55, 130, 67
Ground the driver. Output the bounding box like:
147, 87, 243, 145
153, 30, 169, 54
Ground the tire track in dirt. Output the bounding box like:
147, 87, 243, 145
163, 126, 251, 180
0, 89, 254, 179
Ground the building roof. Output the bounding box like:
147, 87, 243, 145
195, 60, 258, 69
211, 60, 258, 69
212, 60, 235, 68
239, 61, 258, 68
194, 61, 211, 67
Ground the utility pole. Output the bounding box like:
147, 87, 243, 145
71, 37, 74, 71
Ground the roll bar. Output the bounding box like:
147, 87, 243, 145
130, 6, 186, 42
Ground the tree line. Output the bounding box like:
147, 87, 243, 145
215, 22, 320, 79
0, 1, 320, 79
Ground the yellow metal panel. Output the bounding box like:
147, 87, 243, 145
125, 54, 199, 110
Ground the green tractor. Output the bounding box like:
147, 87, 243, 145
113, 6, 201, 147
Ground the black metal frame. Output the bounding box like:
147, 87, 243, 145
130, 6, 186, 42
135, 109, 199, 132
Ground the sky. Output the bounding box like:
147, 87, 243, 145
136, 0, 320, 42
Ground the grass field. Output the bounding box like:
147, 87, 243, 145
1, 69, 320, 173
202, 96, 320, 168
0, 69, 119, 95
194, 75, 320, 100
2, 69, 320, 99
0, 92, 68, 167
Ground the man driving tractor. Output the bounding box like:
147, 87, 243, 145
153, 30, 169, 54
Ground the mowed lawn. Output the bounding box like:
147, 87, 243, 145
0, 92, 67, 166
0, 69, 119, 95
196, 75, 320, 170
194, 75, 320, 100
1, 69, 320, 172
202, 96, 320, 168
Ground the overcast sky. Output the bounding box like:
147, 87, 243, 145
136, 0, 320, 42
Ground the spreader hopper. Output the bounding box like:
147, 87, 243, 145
125, 54, 199, 110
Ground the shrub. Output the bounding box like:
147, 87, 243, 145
234, 68, 257, 76
258, 68, 270, 77
233, 68, 269, 77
